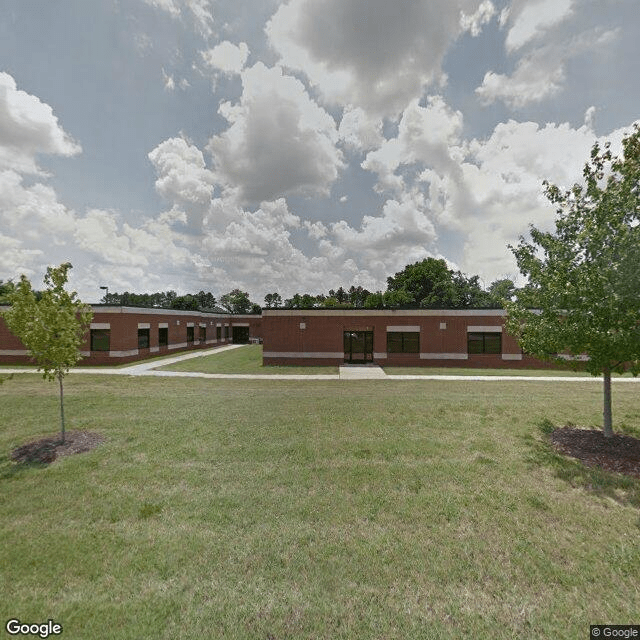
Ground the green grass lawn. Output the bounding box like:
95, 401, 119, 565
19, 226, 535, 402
384, 366, 602, 376
158, 344, 339, 375
385, 363, 638, 377
1, 375, 639, 639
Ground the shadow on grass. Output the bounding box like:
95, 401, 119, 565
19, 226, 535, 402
0, 453, 50, 480
524, 418, 640, 510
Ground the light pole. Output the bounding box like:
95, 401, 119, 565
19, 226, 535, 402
99, 285, 108, 303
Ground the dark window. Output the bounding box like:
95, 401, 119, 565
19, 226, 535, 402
216, 326, 221, 340
387, 331, 419, 353
90, 329, 110, 352
467, 332, 501, 354
187, 326, 195, 343
199, 326, 206, 342
232, 326, 250, 343
138, 328, 150, 349
159, 327, 168, 347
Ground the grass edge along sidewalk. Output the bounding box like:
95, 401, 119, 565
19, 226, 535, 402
3, 344, 639, 381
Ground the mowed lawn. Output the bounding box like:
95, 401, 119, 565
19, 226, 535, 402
384, 366, 634, 377
1, 375, 639, 639
159, 344, 338, 375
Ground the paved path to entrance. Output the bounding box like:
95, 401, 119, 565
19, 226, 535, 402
2, 345, 640, 381
114, 344, 244, 375
339, 365, 387, 380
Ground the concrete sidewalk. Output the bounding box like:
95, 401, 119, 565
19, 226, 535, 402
339, 365, 387, 379
0, 344, 245, 376
2, 345, 640, 382
116, 344, 244, 375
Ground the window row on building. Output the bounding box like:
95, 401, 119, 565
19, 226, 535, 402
90, 323, 232, 352
1, 306, 562, 370
0, 306, 262, 365
384, 330, 501, 354
260, 310, 555, 369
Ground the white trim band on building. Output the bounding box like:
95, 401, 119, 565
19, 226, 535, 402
467, 326, 502, 332
158, 322, 168, 328
109, 349, 139, 357
0, 349, 30, 356
502, 354, 523, 361
420, 353, 469, 360
169, 342, 188, 350
373, 353, 388, 359
263, 351, 344, 359
90, 323, 110, 329
233, 323, 250, 327
138, 323, 151, 329
386, 325, 420, 332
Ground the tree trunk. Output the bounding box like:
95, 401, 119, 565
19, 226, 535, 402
603, 368, 613, 438
58, 371, 65, 444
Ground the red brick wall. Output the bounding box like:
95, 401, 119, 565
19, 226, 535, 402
261, 310, 558, 369
0, 306, 262, 365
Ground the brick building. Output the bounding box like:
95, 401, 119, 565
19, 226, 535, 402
0, 306, 262, 365
1, 305, 564, 369
261, 309, 554, 369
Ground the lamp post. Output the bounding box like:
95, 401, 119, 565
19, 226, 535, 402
99, 285, 109, 303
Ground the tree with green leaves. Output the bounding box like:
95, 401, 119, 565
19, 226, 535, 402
2, 263, 93, 443
264, 292, 282, 308
506, 125, 640, 437
386, 258, 491, 308
170, 294, 199, 310
219, 288, 253, 314
487, 278, 516, 308
0, 280, 15, 304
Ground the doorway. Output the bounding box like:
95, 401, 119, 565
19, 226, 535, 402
343, 330, 373, 364
232, 326, 250, 344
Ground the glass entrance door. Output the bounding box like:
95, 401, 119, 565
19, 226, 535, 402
343, 331, 373, 363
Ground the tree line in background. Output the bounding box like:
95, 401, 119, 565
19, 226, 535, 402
267, 259, 516, 310
79, 259, 516, 313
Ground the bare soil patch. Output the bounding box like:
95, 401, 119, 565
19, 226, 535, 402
11, 431, 105, 465
551, 427, 640, 479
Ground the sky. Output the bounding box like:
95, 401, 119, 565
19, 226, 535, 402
0, 0, 638, 304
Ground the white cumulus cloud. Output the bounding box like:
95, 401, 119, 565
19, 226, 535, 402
201, 41, 250, 75
0, 72, 81, 175
476, 28, 619, 108
267, 0, 484, 116
504, 0, 575, 52
207, 62, 344, 204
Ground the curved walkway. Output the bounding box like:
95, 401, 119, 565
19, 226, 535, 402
2, 345, 639, 382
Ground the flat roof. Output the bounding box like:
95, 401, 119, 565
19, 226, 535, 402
262, 309, 508, 317
0, 305, 260, 319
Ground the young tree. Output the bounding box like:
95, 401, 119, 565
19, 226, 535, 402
2, 263, 93, 443
506, 125, 640, 437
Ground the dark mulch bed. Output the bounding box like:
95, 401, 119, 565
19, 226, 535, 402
551, 427, 640, 479
10, 431, 105, 465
